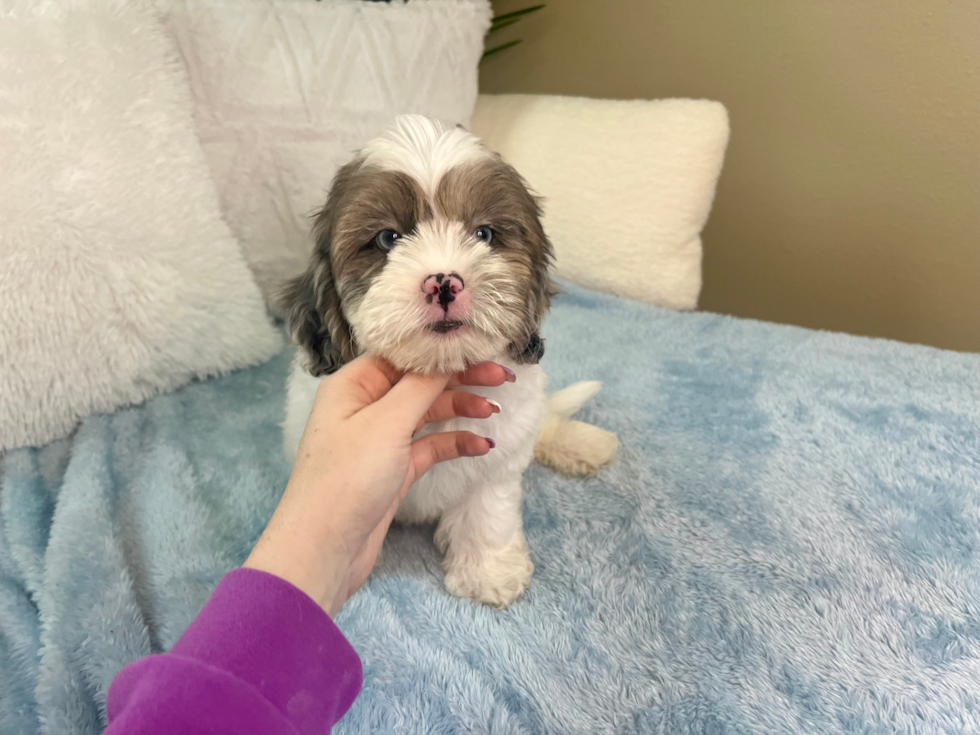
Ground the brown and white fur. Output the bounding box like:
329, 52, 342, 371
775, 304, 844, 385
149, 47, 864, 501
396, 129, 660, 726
279, 115, 617, 608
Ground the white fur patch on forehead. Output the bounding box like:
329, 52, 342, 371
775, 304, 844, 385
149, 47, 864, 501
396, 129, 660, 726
360, 115, 491, 195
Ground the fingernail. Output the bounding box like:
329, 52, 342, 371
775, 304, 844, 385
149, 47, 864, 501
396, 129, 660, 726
486, 398, 501, 414
485, 437, 496, 449
501, 366, 517, 383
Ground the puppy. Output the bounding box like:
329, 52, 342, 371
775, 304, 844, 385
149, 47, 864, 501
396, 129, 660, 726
279, 115, 616, 607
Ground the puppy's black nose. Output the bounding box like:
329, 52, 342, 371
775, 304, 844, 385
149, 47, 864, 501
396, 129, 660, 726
422, 273, 464, 310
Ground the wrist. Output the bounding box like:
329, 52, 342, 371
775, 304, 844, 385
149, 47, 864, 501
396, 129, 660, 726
243, 517, 351, 617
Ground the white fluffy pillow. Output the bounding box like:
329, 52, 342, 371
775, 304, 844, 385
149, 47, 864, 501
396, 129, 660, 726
159, 0, 492, 306
471, 94, 730, 310
0, 0, 282, 452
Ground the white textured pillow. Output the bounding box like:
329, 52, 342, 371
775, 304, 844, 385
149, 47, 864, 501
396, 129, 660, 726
0, 0, 282, 452
471, 94, 730, 310
159, 0, 492, 306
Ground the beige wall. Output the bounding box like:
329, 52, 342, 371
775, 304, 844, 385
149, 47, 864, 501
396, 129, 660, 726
481, 1, 980, 353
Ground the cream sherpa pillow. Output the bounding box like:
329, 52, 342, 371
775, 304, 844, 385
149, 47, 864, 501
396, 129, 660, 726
472, 94, 730, 310
0, 0, 282, 452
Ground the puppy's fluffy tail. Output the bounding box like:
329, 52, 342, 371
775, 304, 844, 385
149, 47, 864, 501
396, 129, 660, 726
534, 381, 618, 476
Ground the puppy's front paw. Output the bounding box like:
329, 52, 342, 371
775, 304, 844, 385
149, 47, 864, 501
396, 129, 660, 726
444, 538, 534, 609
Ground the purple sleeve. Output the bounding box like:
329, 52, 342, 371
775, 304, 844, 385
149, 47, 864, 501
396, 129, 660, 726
105, 568, 363, 735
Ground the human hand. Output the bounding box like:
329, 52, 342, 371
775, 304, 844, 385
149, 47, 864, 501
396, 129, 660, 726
244, 355, 513, 616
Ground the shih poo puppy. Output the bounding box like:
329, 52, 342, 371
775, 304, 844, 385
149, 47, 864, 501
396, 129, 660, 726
279, 115, 617, 607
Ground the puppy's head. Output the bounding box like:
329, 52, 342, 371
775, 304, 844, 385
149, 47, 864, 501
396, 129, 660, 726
280, 115, 554, 375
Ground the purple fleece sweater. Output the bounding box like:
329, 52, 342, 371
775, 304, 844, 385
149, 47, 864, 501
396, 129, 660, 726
105, 568, 363, 734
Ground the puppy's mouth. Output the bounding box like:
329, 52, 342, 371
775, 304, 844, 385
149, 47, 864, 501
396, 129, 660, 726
427, 319, 465, 334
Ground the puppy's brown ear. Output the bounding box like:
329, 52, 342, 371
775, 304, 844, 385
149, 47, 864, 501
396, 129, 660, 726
507, 185, 556, 365
508, 273, 555, 364
276, 159, 361, 376
277, 269, 348, 376
512, 330, 546, 364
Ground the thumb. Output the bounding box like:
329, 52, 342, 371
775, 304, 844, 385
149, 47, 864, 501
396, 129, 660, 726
372, 371, 452, 430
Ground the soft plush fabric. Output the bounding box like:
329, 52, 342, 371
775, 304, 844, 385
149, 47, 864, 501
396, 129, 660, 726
3, 283, 980, 734
0, 0, 282, 453
158, 0, 492, 306
471, 95, 729, 310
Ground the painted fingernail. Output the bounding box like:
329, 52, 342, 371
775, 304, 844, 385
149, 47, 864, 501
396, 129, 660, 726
501, 366, 517, 383
485, 437, 496, 449
486, 398, 501, 414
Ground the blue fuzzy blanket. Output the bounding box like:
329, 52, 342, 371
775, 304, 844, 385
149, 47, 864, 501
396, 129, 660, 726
2, 284, 979, 734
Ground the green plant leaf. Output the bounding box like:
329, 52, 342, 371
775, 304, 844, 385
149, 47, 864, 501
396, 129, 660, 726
488, 16, 523, 34
481, 39, 522, 61
490, 4, 545, 25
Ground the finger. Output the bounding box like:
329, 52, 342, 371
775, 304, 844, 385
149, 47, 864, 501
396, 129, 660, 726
423, 390, 500, 425
410, 431, 494, 479
320, 355, 404, 416
447, 362, 516, 389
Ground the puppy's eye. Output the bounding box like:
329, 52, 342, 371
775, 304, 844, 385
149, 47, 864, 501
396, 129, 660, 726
374, 229, 401, 252
474, 225, 493, 244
